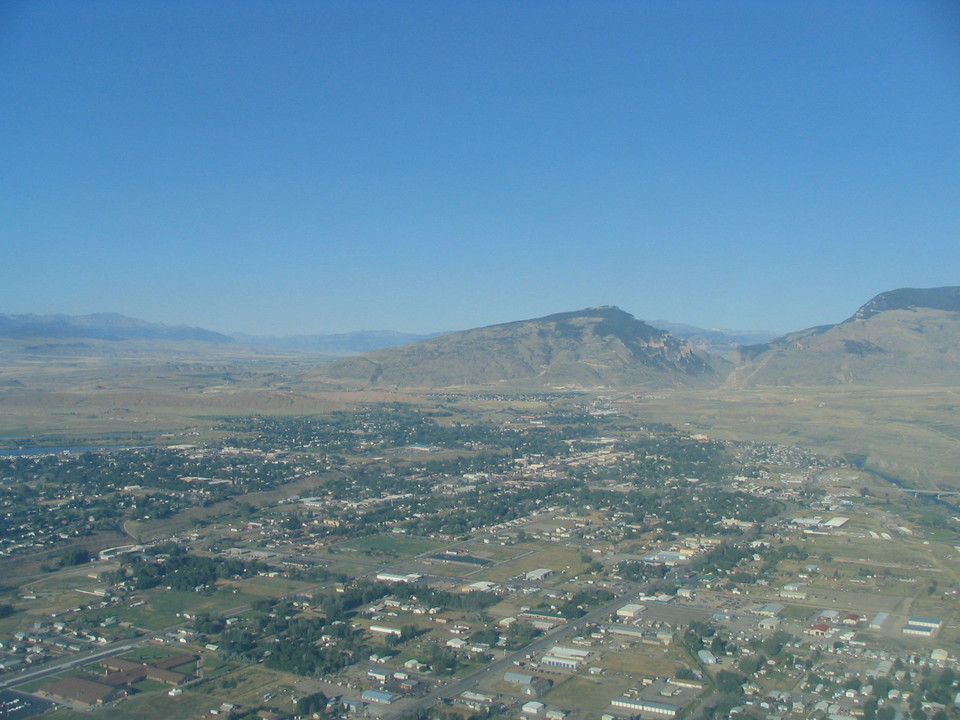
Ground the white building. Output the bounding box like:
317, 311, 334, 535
617, 603, 645, 620
611, 698, 679, 717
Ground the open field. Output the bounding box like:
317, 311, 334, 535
337, 533, 447, 558
107, 585, 260, 631
192, 664, 300, 709
45, 688, 225, 720
0, 352, 431, 441
544, 674, 635, 711
598, 649, 684, 676
229, 576, 317, 598
473, 545, 589, 583
6, 346, 960, 495
627, 385, 960, 491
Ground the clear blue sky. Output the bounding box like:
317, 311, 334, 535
2, 1, 958, 336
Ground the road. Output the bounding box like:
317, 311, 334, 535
0, 573, 339, 694
380, 568, 688, 720
378, 516, 771, 720
0, 638, 141, 690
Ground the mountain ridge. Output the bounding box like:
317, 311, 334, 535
6, 287, 960, 389
731, 286, 960, 387
315, 306, 725, 390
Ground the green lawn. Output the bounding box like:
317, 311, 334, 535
338, 533, 447, 558
116, 585, 259, 630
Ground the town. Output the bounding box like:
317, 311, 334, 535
1, 395, 958, 720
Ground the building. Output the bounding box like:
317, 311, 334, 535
367, 668, 389, 683
542, 654, 580, 671
360, 690, 397, 705
617, 603, 645, 620
504, 671, 535, 685
369, 625, 403, 637
504, 671, 551, 697
459, 691, 495, 710
753, 602, 785, 617
547, 646, 590, 661
823, 516, 850, 528
41, 677, 121, 707
903, 625, 939, 637
611, 697, 680, 717
698, 650, 718, 664
525, 568, 556, 582
375, 572, 423, 584
758, 617, 781, 631
869, 613, 890, 630
342, 699, 365, 713
903, 617, 943, 636
462, 581, 498, 593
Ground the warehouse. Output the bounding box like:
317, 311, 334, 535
611, 697, 680, 716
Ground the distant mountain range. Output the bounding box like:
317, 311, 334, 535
645, 320, 776, 358
0, 313, 431, 358
229, 330, 437, 356
5, 287, 960, 389
0, 311, 762, 361
0, 312, 233, 344
317, 306, 724, 389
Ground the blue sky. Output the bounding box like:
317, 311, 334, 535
2, 1, 958, 336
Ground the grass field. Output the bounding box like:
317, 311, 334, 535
194, 663, 298, 708
598, 649, 683, 676
337, 533, 447, 558
628, 385, 960, 491
474, 545, 589, 583
45, 688, 225, 720
544, 674, 635, 711
230, 575, 316, 598
114, 585, 258, 630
